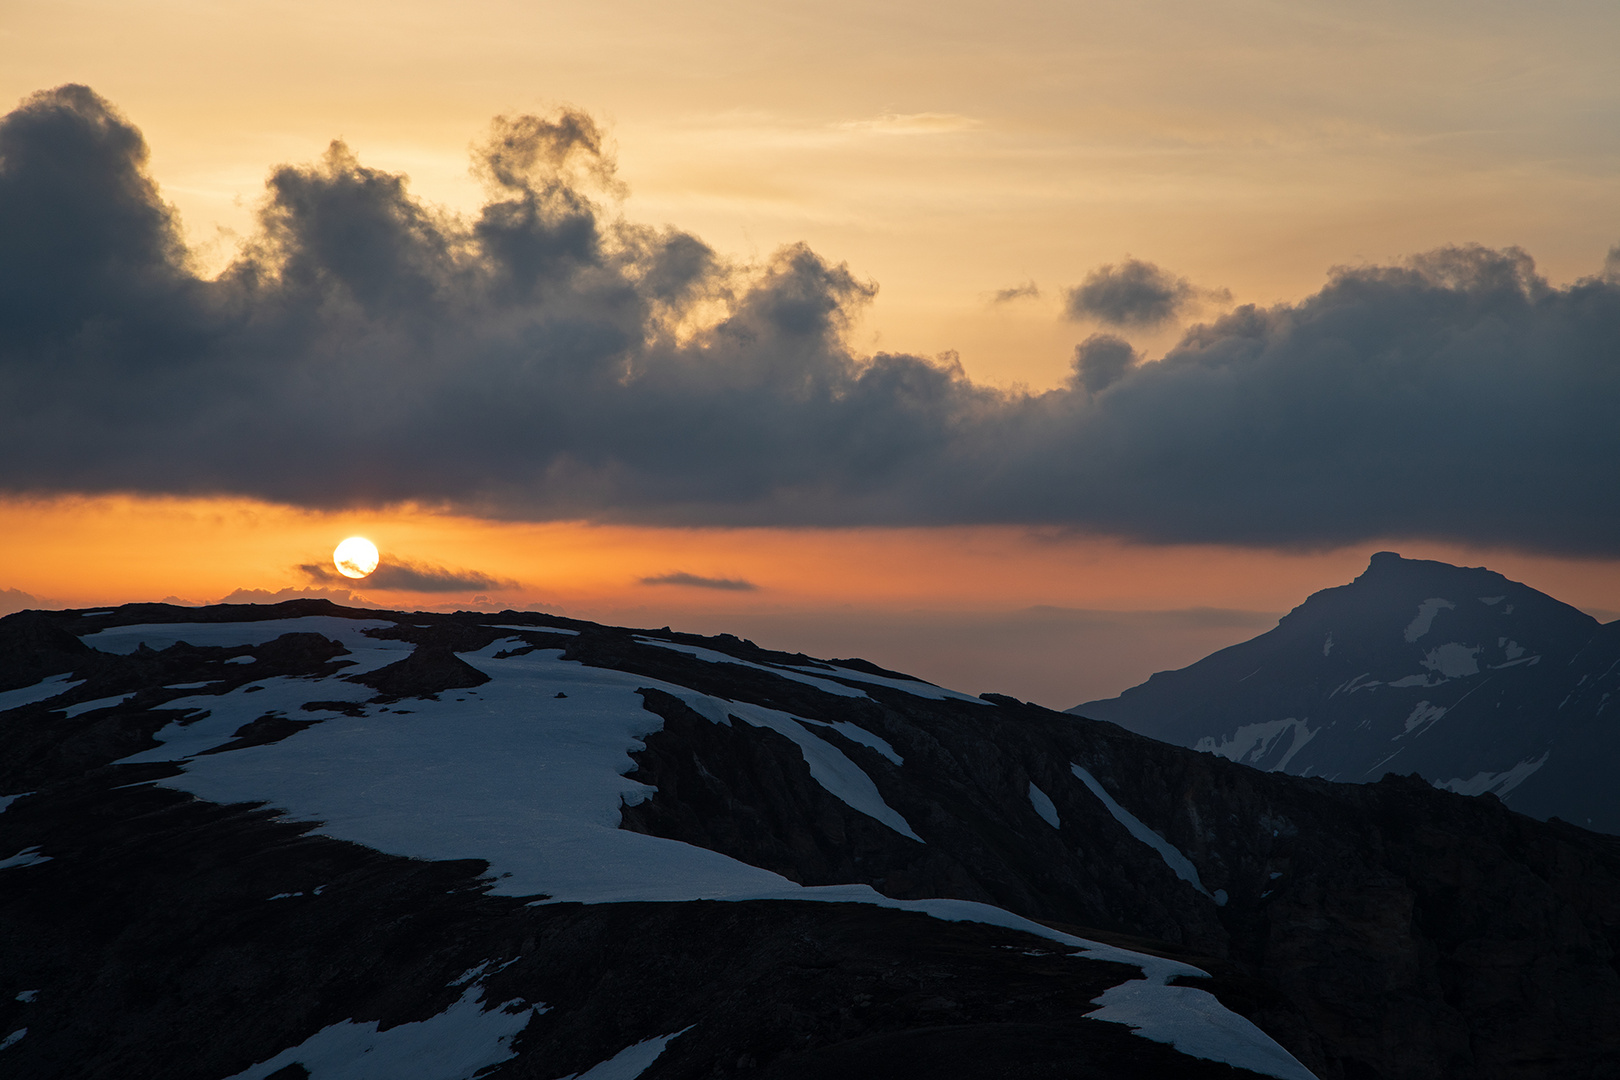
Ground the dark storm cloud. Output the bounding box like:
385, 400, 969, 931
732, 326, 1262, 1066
1063, 258, 1227, 327
300, 561, 519, 593
640, 572, 760, 591
4, 86, 1620, 555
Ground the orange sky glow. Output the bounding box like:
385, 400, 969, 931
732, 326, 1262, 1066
4, 1, 1617, 708
5, 494, 1617, 708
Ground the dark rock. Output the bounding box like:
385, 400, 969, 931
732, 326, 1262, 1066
0, 610, 91, 693
350, 643, 491, 701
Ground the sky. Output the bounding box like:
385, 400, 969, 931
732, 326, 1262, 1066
2, 0, 1618, 707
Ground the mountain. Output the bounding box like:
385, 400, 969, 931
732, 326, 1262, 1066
1072, 552, 1620, 833
2, 599, 1619, 1080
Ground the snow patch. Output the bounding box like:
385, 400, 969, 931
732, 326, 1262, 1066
560, 1028, 691, 1080
1071, 765, 1211, 899
882, 897, 1313, 1080
1387, 674, 1444, 689
1436, 752, 1550, 798
220, 985, 534, 1080
804, 720, 903, 765
1398, 701, 1448, 739
0, 673, 84, 713
635, 638, 868, 698
676, 693, 922, 841
119, 674, 382, 763
1479, 596, 1505, 606
1404, 598, 1455, 643
1086, 981, 1313, 1079
62, 693, 134, 718
1330, 672, 1381, 697
1322, 633, 1333, 657
0, 792, 32, 815
14, 990, 36, 1003
1028, 782, 1061, 828
124, 641, 797, 903
791, 661, 987, 703
1502, 640, 1525, 660
0, 1029, 24, 1051
1421, 643, 1480, 678
0, 847, 52, 870
1194, 718, 1315, 772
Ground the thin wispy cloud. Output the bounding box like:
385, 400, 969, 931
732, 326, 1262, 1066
991, 281, 1040, 304
3, 86, 1620, 555
833, 112, 980, 136
640, 572, 760, 591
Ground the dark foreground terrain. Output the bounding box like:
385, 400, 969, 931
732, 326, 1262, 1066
2, 600, 1617, 1079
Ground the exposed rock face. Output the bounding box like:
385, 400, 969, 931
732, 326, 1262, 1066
1074, 552, 1620, 834
2, 600, 1617, 1080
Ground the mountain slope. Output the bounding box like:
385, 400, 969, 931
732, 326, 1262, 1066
2, 600, 1618, 1080
1073, 552, 1620, 833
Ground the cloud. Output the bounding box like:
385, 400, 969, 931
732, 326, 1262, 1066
991, 281, 1040, 304
834, 113, 979, 136
639, 572, 760, 591
300, 559, 520, 593
0, 587, 48, 617
1071, 333, 1137, 393
1063, 258, 1228, 328
4, 86, 1620, 555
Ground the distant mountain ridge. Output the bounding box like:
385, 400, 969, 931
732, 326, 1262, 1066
1072, 552, 1620, 832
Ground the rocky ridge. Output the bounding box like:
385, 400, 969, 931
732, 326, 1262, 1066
0, 599, 1617, 1079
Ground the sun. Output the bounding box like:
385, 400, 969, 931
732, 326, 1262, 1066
333, 536, 380, 579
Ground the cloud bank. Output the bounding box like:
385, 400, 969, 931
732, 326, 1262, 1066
300, 559, 519, 593
3, 86, 1620, 554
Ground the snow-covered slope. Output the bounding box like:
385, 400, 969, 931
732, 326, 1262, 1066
3, 599, 1619, 1079
1073, 552, 1620, 833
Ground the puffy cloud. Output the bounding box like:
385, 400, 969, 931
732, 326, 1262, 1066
3, 87, 1620, 555
1063, 258, 1227, 328
639, 572, 760, 591
1071, 333, 1138, 393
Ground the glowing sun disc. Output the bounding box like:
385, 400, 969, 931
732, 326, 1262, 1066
334, 536, 379, 579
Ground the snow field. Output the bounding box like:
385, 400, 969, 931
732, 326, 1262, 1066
89, 619, 1312, 1079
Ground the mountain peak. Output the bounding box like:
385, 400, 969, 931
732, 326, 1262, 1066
1354, 549, 1499, 587
1075, 554, 1617, 831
